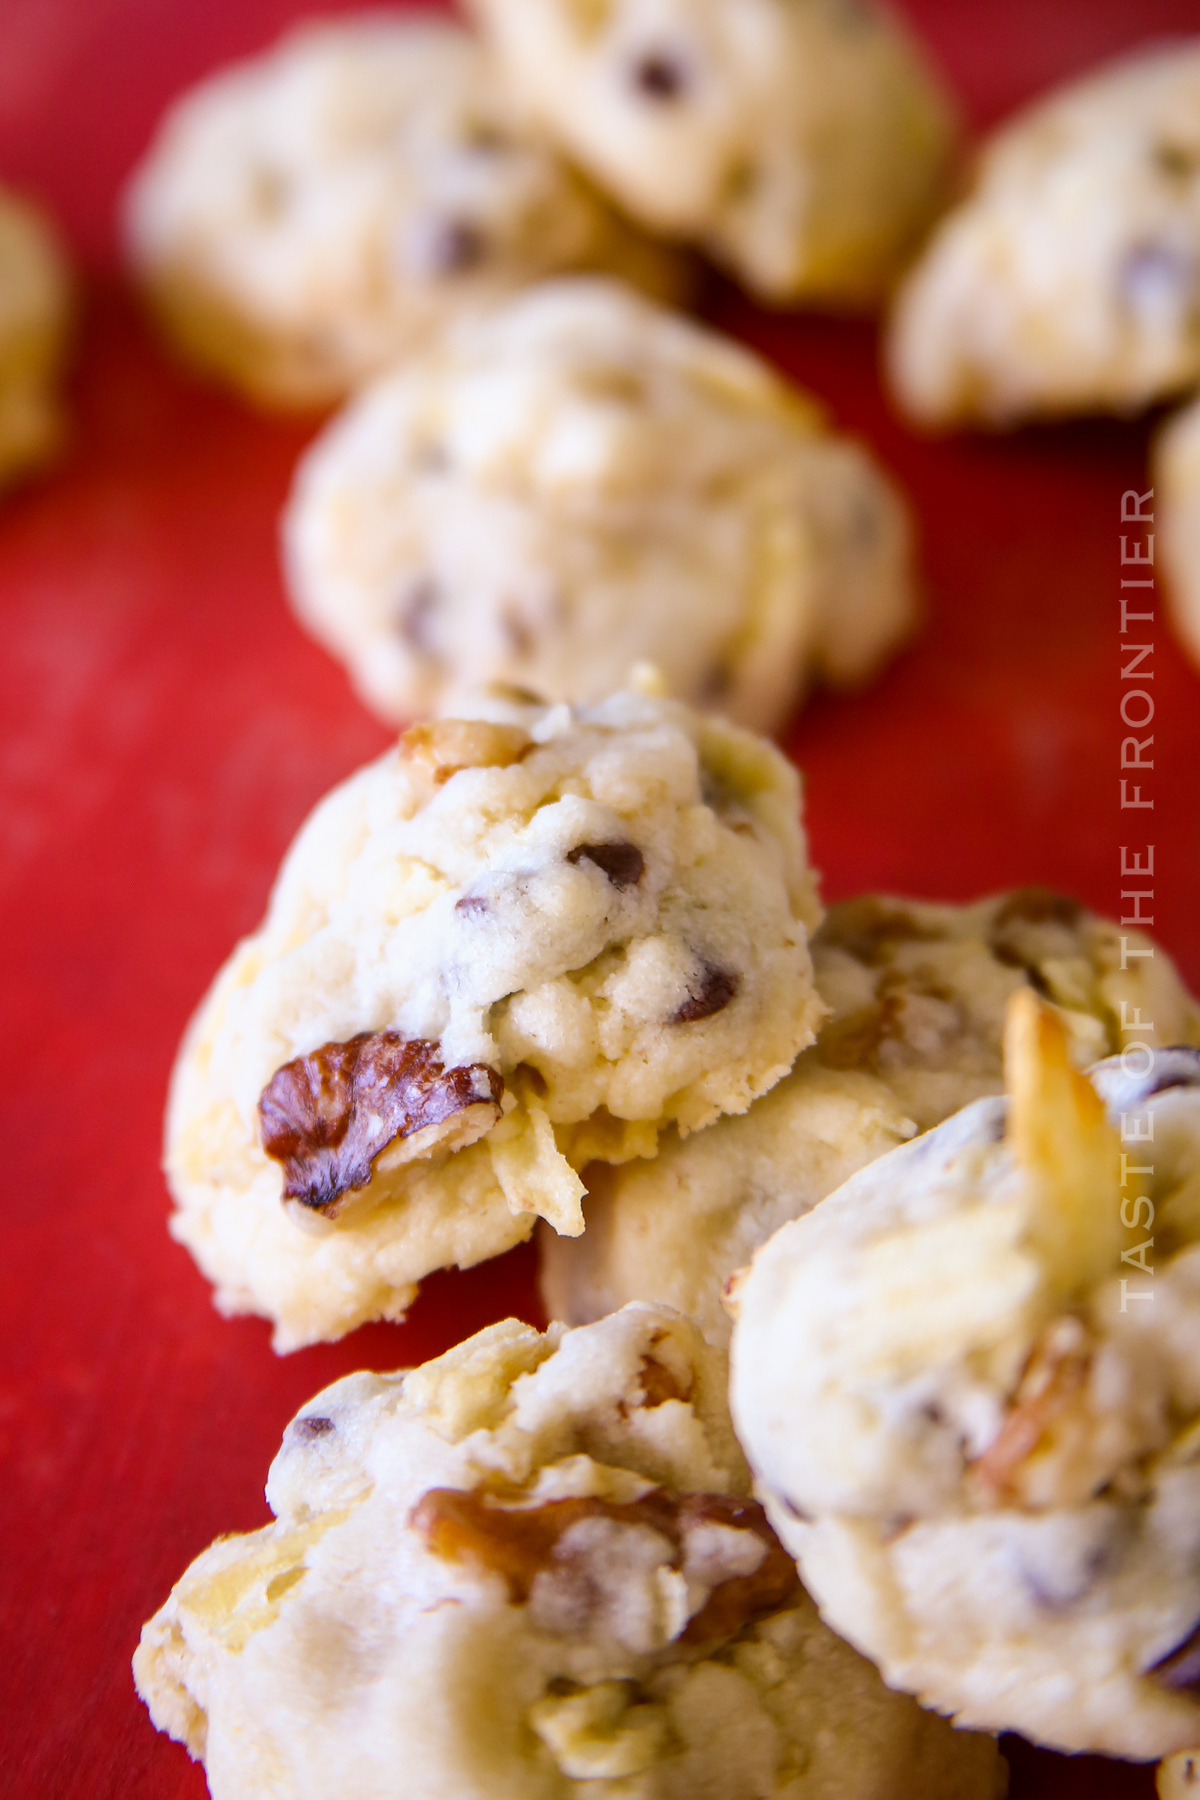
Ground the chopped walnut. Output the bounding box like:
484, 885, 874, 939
400, 718, 532, 784
258, 1031, 503, 1216
410, 1487, 799, 1651
971, 1316, 1091, 1503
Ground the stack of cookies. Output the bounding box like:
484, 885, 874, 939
109, 7, 1200, 1798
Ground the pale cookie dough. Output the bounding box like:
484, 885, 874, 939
1156, 396, 1200, 670
731, 991, 1200, 1759
0, 184, 71, 490
470, 0, 956, 306
888, 41, 1200, 427
134, 1302, 1006, 1800
1162, 1752, 1200, 1797
166, 684, 821, 1350
283, 278, 917, 730
124, 15, 681, 410
541, 888, 1200, 1347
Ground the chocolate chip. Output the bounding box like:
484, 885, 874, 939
672, 962, 739, 1024
410, 1486, 799, 1648
629, 50, 688, 98
295, 1415, 335, 1438
396, 577, 440, 656
258, 1031, 503, 1216
455, 893, 489, 918
991, 888, 1084, 933
566, 841, 645, 890
1149, 1620, 1200, 1694
986, 888, 1086, 990
1118, 242, 1197, 323
403, 217, 489, 280
816, 896, 951, 966
1155, 142, 1200, 179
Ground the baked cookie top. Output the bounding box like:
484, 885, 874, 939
124, 14, 678, 408
166, 683, 821, 1348
888, 40, 1200, 426
731, 991, 1200, 1759
0, 184, 72, 489
284, 277, 917, 730
540, 887, 1200, 1345
470, 0, 956, 305
134, 1302, 1005, 1800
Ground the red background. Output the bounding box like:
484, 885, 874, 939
2, 2, 1199, 1795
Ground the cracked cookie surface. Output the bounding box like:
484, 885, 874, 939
165, 684, 821, 1348
134, 1302, 1005, 1800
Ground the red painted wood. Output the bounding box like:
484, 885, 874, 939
1, 3, 1196, 1796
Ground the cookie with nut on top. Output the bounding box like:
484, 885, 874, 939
731, 989, 1200, 1760
165, 682, 822, 1349
134, 1302, 1007, 1800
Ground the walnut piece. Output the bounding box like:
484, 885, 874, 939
970, 1316, 1091, 1502
400, 719, 532, 784
410, 1487, 799, 1651
258, 1031, 503, 1216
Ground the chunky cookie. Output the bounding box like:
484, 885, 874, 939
166, 683, 821, 1349
134, 1302, 1006, 1800
0, 184, 71, 490
1156, 395, 1200, 670
284, 278, 917, 730
541, 888, 1200, 1346
124, 15, 681, 410
731, 991, 1200, 1759
888, 42, 1200, 427
470, 0, 956, 306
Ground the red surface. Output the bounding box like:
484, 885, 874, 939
1, 2, 1199, 1796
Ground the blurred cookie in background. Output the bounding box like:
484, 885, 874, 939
134, 1302, 1007, 1800
0, 184, 72, 491
470, 0, 957, 308
888, 41, 1200, 427
541, 888, 1200, 1346
124, 14, 684, 410
284, 278, 917, 731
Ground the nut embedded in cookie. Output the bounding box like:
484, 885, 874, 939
133, 1303, 1006, 1800
731, 989, 1200, 1759
164, 683, 823, 1349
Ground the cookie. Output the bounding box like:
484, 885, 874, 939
469, 0, 956, 306
888, 42, 1200, 427
541, 888, 1200, 1347
134, 1301, 1006, 1800
1156, 396, 1200, 670
283, 277, 917, 730
1162, 1753, 1200, 1798
0, 184, 71, 490
165, 682, 822, 1350
124, 15, 682, 410
731, 991, 1200, 1759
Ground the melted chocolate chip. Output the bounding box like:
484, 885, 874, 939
295, 1415, 335, 1438
259, 1031, 503, 1215
816, 897, 950, 966
991, 888, 1084, 933
566, 841, 645, 890
672, 963, 739, 1024
1149, 1620, 1200, 1694
411, 1487, 799, 1648
1141, 1051, 1200, 1096
630, 51, 688, 98
431, 219, 488, 274
455, 893, 489, 918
